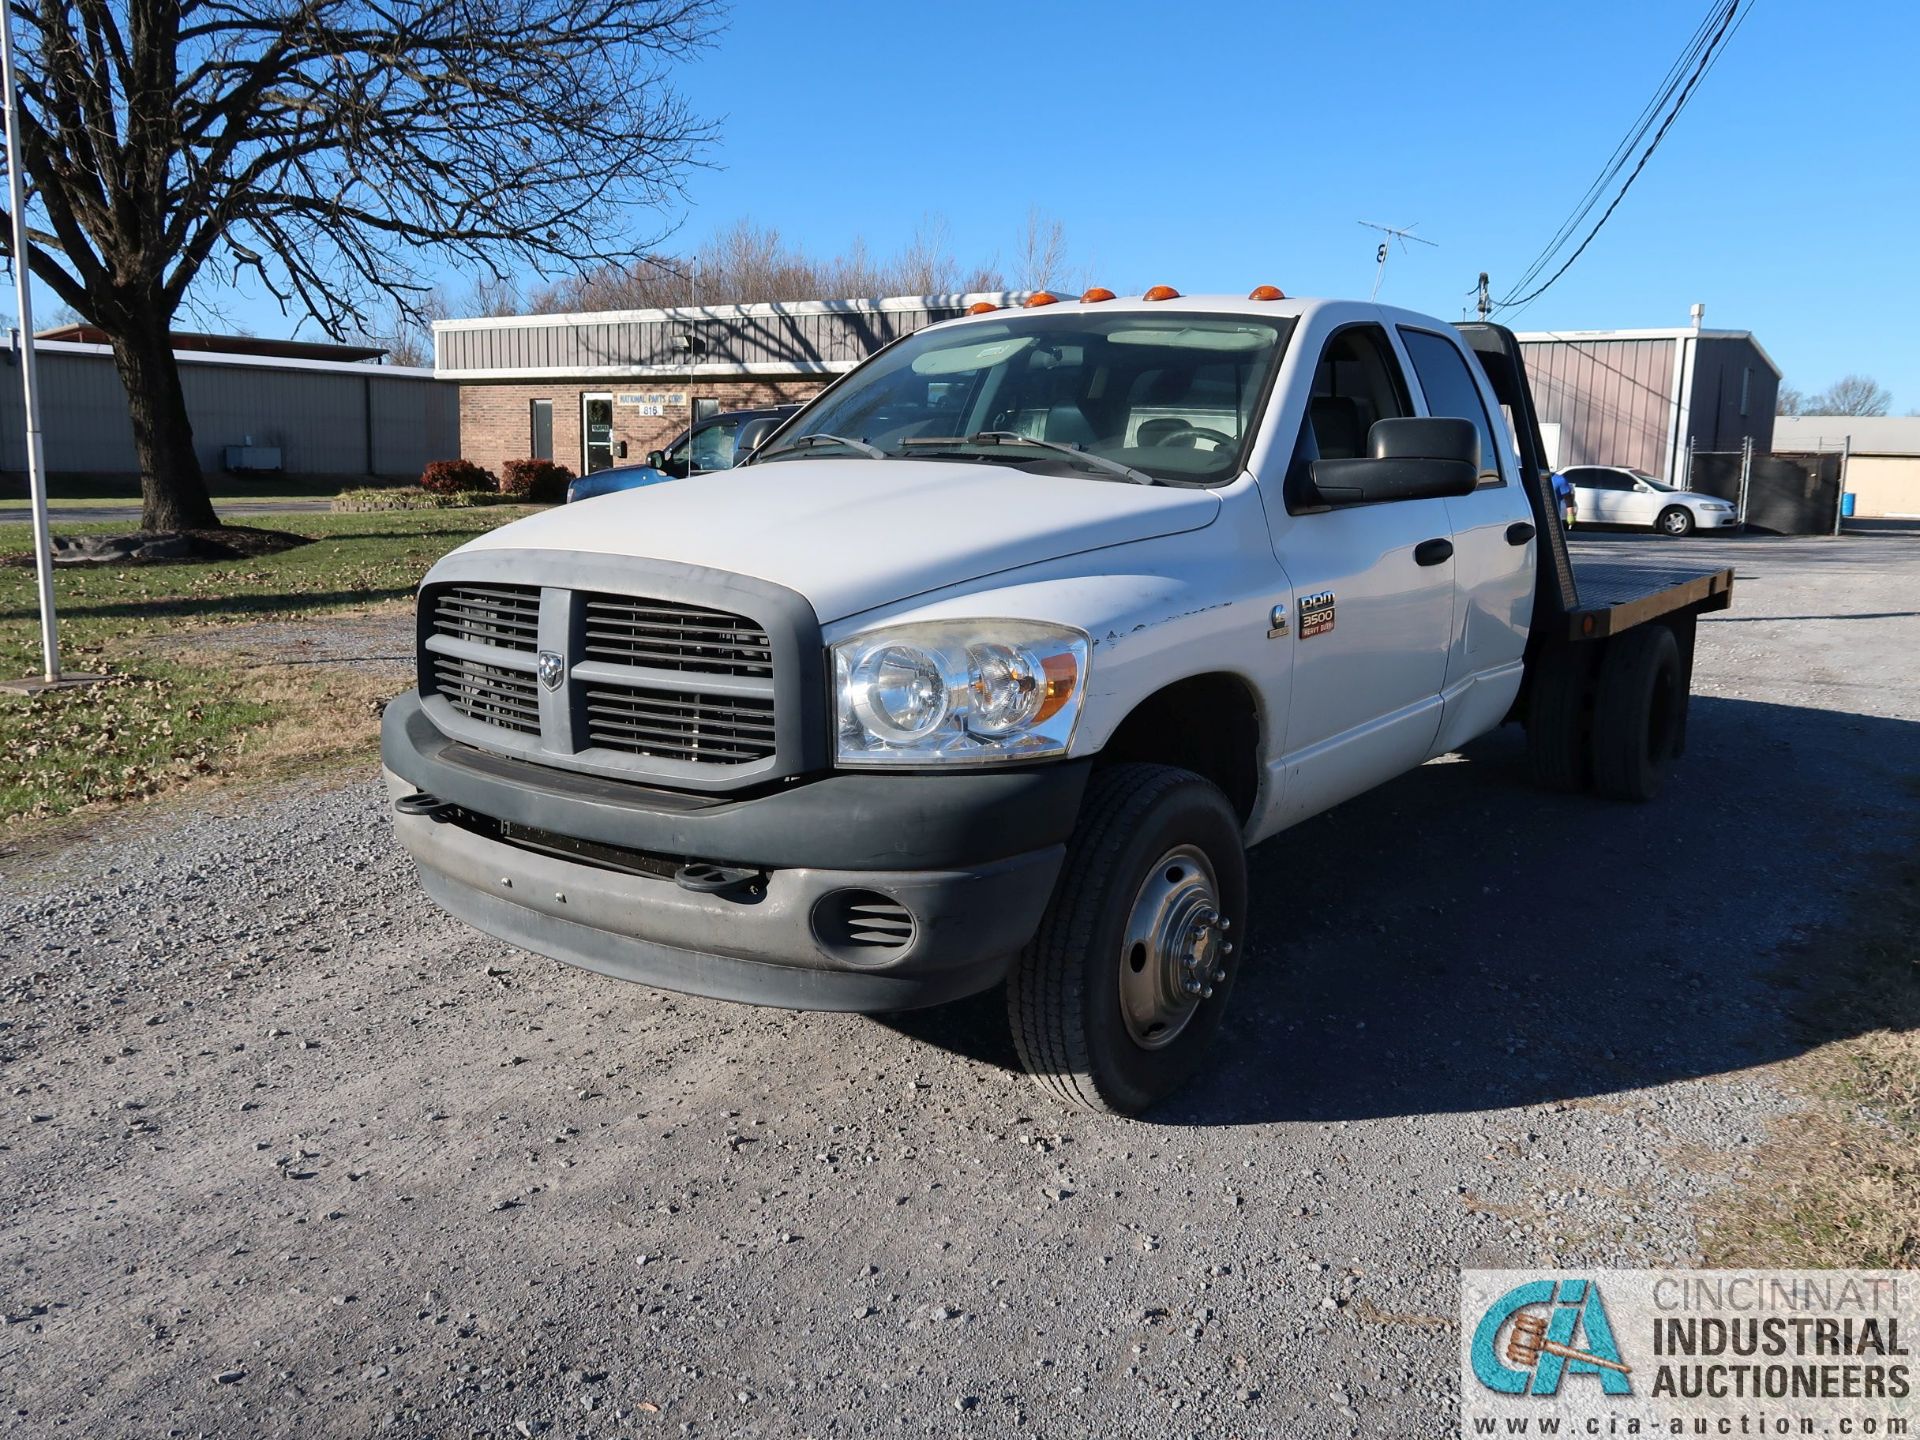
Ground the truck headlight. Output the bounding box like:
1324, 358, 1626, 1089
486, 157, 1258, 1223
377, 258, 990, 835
833, 620, 1089, 766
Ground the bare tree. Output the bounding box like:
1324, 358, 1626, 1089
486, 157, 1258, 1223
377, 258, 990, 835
1, 0, 720, 530
1775, 384, 1805, 417
532, 216, 1006, 313
1808, 374, 1892, 417
1013, 207, 1073, 292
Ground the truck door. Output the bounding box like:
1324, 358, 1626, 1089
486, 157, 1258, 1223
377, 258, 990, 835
1265, 322, 1455, 825
1397, 325, 1533, 755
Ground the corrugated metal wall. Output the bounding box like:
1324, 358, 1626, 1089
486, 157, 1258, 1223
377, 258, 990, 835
0, 347, 458, 477
1685, 336, 1777, 455
437, 302, 976, 374
1519, 338, 1675, 474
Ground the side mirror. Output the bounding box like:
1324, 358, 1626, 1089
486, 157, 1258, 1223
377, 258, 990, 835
734, 417, 779, 458
1634, 481, 1651, 492
645, 450, 665, 470
1308, 417, 1480, 505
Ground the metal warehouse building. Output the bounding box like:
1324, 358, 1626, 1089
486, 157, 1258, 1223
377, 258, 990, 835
434, 293, 1020, 477
2, 329, 458, 480
1516, 312, 1779, 480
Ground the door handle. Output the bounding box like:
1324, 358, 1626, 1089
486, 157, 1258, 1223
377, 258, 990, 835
1505, 521, 1536, 545
1413, 538, 1453, 567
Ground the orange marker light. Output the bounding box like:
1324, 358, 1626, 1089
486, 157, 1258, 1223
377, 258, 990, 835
967, 301, 1000, 315
1248, 284, 1287, 301
1080, 287, 1116, 303
1024, 291, 1059, 307
1142, 285, 1181, 302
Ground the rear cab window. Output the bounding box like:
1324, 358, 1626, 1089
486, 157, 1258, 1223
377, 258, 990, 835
1397, 327, 1506, 487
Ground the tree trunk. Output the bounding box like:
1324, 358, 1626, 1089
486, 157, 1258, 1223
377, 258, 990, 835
110, 319, 219, 532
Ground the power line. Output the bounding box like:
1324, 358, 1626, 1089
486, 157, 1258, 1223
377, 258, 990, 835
1501, 1, 1731, 305
1496, 0, 1751, 315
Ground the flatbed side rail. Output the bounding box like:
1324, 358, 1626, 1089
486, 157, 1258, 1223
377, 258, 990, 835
1565, 562, 1734, 641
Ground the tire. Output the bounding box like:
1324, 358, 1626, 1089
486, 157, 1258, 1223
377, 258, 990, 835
1525, 643, 1593, 793
1590, 624, 1684, 802
1007, 763, 1248, 1115
1656, 506, 1695, 537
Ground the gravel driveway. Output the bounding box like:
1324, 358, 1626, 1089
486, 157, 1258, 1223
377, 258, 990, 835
3, 528, 1917, 1439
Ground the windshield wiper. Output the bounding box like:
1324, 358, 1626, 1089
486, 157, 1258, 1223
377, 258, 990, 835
756, 432, 887, 461
900, 431, 1155, 486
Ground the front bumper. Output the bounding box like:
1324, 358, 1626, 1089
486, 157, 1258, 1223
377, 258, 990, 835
381, 691, 1086, 1011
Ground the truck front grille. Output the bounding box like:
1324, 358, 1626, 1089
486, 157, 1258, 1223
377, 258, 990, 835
417, 575, 803, 790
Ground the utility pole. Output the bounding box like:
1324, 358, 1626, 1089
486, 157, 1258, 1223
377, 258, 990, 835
1357, 221, 1438, 302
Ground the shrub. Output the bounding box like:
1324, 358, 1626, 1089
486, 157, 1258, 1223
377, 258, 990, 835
333, 487, 519, 513
419, 458, 497, 495
498, 458, 574, 503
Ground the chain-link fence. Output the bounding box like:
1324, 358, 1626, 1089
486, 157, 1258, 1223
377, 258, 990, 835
1687, 440, 1844, 535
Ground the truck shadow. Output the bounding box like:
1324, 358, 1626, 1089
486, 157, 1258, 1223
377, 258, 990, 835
883, 695, 1920, 1126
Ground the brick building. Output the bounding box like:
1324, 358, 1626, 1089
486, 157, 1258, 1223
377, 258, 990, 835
434, 294, 1020, 477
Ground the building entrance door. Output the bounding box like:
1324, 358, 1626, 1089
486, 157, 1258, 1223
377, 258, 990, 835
582, 394, 614, 473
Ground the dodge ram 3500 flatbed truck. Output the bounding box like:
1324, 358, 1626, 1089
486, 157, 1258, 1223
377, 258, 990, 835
383, 292, 1732, 1114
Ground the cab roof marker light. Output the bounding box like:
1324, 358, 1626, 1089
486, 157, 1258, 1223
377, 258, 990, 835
1079, 287, 1116, 303
1023, 291, 1060, 307
966, 301, 1000, 315
1142, 285, 1181, 302
1248, 284, 1287, 300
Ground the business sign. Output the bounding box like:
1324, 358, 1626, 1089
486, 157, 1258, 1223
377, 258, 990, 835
1461, 1270, 1912, 1436
616, 392, 686, 409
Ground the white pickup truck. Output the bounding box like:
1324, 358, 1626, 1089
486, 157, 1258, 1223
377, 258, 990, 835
384, 292, 1732, 1114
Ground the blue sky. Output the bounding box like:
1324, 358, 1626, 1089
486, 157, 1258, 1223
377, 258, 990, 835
87, 1, 1920, 406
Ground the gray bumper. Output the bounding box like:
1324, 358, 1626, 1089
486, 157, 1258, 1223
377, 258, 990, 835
381, 693, 1082, 1012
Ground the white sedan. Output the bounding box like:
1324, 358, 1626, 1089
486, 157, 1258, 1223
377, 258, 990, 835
1564, 465, 1739, 537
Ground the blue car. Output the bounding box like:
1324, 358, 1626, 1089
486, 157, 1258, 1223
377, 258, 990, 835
565, 404, 798, 503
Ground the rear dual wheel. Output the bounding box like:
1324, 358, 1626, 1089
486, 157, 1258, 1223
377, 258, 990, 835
1007, 764, 1247, 1115
1526, 625, 1684, 803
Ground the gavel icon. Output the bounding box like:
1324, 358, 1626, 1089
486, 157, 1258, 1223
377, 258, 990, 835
1505, 1313, 1633, 1375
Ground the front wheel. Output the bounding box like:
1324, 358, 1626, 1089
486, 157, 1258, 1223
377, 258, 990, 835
1007, 764, 1248, 1115
1656, 505, 1695, 537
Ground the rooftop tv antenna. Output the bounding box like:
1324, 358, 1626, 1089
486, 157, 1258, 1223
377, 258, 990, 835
1358, 220, 1438, 301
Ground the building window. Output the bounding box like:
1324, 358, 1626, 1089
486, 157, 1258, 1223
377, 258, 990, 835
1739, 367, 1751, 418
530, 399, 553, 460
693, 397, 721, 423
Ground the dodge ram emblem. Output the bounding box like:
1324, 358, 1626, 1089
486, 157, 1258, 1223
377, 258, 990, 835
536, 649, 564, 691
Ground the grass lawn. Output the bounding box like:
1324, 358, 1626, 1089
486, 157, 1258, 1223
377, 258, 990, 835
0, 508, 533, 823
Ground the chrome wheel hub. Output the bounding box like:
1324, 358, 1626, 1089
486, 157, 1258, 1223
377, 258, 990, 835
1117, 844, 1232, 1050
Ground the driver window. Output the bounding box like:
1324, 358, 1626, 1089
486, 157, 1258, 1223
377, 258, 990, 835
1286, 324, 1412, 508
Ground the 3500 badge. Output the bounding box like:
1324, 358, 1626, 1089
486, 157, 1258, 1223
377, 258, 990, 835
1298, 590, 1336, 638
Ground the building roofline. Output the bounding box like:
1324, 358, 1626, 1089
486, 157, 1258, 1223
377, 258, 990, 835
431, 291, 1029, 334
1514, 325, 1781, 380
15, 336, 442, 380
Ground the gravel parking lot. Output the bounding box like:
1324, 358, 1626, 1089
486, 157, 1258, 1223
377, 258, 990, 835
2, 527, 1916, 1439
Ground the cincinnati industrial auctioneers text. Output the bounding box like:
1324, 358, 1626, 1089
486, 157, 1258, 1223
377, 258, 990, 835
1649, 1275, 1910, 1403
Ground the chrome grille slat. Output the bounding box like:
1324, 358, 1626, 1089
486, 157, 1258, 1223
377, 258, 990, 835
582, 681, 777, 763
433, 583, 541, 652
580, 593, 772, 677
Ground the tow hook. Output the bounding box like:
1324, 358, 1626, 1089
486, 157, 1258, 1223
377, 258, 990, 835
394, 792, 461, 822
674, 862, 765, 898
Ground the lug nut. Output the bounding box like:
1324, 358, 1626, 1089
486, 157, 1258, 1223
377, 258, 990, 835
1182, 978, 1202, 996
1221, 941, 1234, 955
1213, 968, 1227, 983
1201, 985, 1214, 1000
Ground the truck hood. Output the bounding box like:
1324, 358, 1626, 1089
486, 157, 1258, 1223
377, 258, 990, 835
455, 459, 1222, 621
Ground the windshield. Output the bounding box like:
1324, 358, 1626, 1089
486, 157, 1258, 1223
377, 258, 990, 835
757, 310, 1293, 484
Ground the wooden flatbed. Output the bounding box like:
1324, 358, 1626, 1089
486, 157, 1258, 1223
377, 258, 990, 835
1564, 551, 1735, 640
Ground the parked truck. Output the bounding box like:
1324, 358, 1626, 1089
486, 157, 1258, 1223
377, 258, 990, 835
383, 290, 1733, 1114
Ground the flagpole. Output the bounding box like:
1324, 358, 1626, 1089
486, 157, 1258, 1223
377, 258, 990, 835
0, 0, 59, 684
